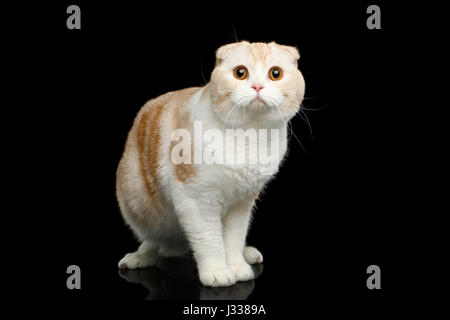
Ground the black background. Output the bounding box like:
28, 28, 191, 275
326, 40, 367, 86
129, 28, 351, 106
8, 0, 441, 314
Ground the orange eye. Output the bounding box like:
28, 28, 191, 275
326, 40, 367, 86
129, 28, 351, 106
233, 66, 248, 80
269, 67, 283, 81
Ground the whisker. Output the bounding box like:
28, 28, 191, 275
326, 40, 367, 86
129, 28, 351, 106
199, 59, 208, 86
224, 102, 238, 122
233, 104, 242, 128
231, 24, 239, 42
301, 102, 329, 111
216, 98, 232, 112
229, 101, 243, 129
287, 121, 308, 155
275, 105, 286, 123
299, 108, 313, 140
285, 101, 314, 140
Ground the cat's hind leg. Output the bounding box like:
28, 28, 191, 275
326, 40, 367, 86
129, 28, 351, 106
118, 241, 160, 269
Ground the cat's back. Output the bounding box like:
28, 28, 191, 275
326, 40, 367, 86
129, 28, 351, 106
124, 87, 200, 151
134, 87, 200, 130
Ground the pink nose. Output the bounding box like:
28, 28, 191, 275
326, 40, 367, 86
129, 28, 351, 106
251, 83, 264, 93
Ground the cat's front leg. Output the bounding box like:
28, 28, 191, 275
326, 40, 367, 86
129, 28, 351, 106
173, 194, 236, 287
223, 196, 257, 282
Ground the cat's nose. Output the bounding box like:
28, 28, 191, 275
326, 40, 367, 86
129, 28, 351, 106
251, 83, 264, 93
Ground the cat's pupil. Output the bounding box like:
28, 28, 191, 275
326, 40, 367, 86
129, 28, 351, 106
237, 69, 245, 77
272, 69, 280, 78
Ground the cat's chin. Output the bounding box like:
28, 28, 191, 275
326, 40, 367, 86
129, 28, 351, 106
247, 99, 269, 111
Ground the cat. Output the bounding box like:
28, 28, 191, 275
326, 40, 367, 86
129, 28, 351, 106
116, 41, 305, 287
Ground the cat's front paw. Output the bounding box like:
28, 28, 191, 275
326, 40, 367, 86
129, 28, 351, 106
199, 266, 236, 287
229, 261, 255, 282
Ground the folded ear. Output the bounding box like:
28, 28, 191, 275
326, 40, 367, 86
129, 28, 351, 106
215, 41, 249, 66
272, 43, 300, 63
284, 45, 300, 61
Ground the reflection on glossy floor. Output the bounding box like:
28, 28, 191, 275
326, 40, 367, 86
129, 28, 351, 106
119, 256, 263, 300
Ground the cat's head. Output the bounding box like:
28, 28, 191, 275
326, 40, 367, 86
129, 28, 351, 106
209, 41, 305, 126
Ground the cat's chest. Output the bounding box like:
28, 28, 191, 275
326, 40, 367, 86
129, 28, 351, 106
224, 162, 272, 186
202, 143, 286, 199
192, 119, 288, 199
199, 163, 271, 204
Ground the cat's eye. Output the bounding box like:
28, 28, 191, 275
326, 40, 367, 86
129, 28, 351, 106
269, 67, 283, 81
233, 66, 248, 80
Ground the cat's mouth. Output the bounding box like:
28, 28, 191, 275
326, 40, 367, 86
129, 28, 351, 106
249, 96, 267, 108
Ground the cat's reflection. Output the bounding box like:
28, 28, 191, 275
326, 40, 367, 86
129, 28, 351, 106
118, 256, 263, 300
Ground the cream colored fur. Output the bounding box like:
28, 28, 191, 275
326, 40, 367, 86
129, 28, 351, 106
116, 41, 305, 287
